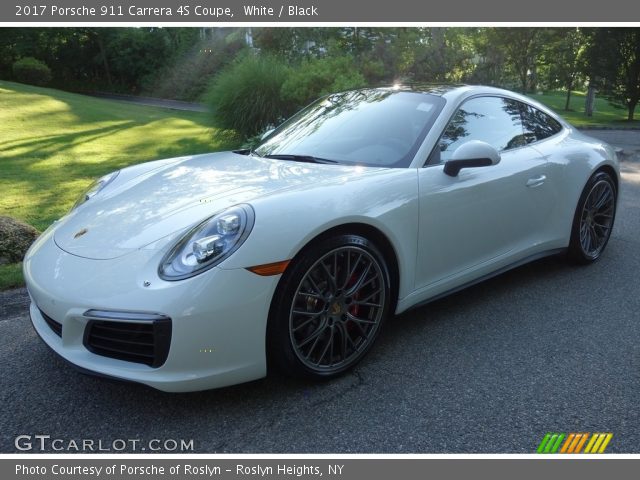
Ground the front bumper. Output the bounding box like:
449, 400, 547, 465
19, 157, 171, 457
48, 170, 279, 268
24, 228, 279, 392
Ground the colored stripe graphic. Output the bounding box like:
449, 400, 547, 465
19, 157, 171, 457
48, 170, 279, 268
598, 433, 613, 453
538, 433, 612, 454
537, 433, 565, 453
560, 433, 576, 453
574, 433, 589, 453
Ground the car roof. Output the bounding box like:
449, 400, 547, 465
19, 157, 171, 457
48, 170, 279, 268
372, 84, 570, 129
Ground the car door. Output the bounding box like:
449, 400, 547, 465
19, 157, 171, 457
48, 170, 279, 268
414, 96, 555, 292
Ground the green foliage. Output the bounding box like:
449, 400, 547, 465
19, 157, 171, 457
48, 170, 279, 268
12, 57, 51, 86
281, 56, 366, 106
205, 54, 292, 138
586, 28, 640, 121
407, 28, 475, 83
0, 262, 24, 291
0, 216, 39, 264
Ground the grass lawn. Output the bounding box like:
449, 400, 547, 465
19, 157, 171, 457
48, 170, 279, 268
530, 90, 640, 128
0, 263, 24, 290
0, 80, 239, 290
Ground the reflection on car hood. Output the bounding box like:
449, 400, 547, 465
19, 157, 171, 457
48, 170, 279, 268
54, 151, 381, 260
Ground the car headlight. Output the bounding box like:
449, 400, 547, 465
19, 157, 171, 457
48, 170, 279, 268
159, 204, 255, 281
72, 171, 120, 210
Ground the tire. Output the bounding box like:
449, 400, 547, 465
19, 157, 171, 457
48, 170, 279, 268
568, 171, 617, 264
267, 234, 392, 379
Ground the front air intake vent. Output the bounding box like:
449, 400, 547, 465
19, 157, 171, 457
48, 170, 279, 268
83, 314, 171, 368
40, 309, 62, 337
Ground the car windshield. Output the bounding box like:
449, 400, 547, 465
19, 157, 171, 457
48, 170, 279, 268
254, 89, 446, 168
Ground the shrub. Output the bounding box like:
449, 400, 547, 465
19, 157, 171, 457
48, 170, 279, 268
12, 57, 52, 86
281, 56, 367, 107
0, 217, 39, 264
205, 54, 292, 138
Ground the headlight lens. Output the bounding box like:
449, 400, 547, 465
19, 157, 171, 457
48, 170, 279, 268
72, 171, 120, 210
159, 204, 255, 281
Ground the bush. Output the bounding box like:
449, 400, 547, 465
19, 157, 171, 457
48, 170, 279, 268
205, 54, 292, 138
12, 57, 52, 86
0, 216, 39, 264
281, 56, 367, 107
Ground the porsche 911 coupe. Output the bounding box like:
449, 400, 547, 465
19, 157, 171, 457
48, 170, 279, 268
24, 85, 619, 391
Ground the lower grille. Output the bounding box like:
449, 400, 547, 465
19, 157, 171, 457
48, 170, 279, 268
40, 309, 62, 337
83, 317, 171, 368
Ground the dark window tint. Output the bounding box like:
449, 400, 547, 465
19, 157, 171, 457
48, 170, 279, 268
437, 96, 527, 163
521, 104, 562, 143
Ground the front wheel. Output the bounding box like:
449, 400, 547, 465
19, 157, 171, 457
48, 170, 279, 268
568, 171, 617, 264
267, 235, 392, 379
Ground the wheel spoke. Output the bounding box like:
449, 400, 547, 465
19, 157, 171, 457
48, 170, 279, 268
305, 274, 323, 295
297, 291, 324, 300
345, 265, 374, 296
346, 312, 377, 325
292, 312, 324, 332
341, 253, 362, 289
319, 260, 338, 291
316, 328, 334, 365
298, 320, 327, 348
352, 301, 382, 308
292, 309, 323, 316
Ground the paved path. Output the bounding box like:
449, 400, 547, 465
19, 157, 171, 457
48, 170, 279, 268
582, 129, 640, 161
89, 93, 208, 112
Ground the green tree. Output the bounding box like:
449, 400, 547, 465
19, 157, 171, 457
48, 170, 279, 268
586, 28, 640, 121
486, 28, 545, 93
543, 28, 589, 110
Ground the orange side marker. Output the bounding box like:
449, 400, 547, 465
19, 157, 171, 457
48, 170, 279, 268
247, 260, 290, 276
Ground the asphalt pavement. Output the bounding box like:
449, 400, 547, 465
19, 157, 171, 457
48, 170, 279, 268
1, 132, 639, 453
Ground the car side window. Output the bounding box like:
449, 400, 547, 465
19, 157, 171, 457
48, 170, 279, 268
433, 96, 526, 164
521, 104, 562, 143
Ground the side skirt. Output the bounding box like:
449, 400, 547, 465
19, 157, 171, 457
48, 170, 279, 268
402, 248, 567, 314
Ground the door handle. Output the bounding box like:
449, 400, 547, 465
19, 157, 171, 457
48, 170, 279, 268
526, 175, 546, 188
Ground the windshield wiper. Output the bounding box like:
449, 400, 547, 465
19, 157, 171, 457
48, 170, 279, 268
263, 154, 338, 164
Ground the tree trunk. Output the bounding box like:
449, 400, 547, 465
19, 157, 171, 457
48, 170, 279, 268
585, 84, 596, 117
564, 79, 573, 111
628, 101, 637, 121
94, 32, 113, 89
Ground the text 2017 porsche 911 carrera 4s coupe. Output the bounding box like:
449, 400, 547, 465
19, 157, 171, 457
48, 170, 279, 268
24, 85, 619, 391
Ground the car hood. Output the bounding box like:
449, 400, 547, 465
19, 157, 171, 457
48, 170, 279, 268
54, 152, 381, 260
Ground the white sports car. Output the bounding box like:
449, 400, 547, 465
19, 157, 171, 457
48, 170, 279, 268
24, 85, 619, 392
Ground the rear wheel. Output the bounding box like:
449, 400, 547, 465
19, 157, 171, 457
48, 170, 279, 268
268, 234, 391, 379
568, 171, 617, 264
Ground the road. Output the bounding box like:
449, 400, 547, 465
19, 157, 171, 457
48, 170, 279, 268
1, 131, 639, 453
89, 93, 208, 112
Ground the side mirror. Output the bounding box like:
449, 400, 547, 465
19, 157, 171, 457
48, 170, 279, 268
443, 140, 501, 177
